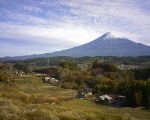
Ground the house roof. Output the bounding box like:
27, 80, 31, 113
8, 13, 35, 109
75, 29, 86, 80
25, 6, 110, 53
85, 88, 93, 92
118, 95, 126, 98
99, 95, 113, 100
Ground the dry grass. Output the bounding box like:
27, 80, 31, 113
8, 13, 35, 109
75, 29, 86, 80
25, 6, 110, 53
0, 75, 149, 120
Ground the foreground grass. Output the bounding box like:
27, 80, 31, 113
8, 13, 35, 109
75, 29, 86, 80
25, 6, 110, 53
0, 75, 149, 120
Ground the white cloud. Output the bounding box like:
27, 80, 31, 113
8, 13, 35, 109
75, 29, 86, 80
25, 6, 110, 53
4, 11, 47, 24
0, 0, 150, 57
0, 22, 100, 49
21, 5, 43, 13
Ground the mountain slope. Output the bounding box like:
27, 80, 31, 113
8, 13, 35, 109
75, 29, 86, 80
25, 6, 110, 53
1, 32, 150, 60
50, 32, 150, 57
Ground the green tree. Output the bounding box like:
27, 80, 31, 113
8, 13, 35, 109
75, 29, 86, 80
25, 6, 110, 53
146, 79, 150, 106
134, 91, 143, 106
134, 67, 150, 80
14, 63, 30, 74
92, 59, 101, 69
59, 61, 77, 70
99, 63, 118, 72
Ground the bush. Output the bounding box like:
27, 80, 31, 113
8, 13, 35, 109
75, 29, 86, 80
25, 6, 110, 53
0, 71, 9, 82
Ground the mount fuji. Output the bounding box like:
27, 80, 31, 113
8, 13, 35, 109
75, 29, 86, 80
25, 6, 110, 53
50, 32, 150, 57
1, 32, 150, 60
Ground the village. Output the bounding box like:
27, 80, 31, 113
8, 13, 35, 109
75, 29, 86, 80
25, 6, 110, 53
38, 75, 126, 107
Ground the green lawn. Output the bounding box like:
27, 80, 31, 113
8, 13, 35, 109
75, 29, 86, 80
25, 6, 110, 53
0, 75, 149, 120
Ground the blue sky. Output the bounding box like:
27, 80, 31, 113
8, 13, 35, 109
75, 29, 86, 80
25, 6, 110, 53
0, 0, 150, 57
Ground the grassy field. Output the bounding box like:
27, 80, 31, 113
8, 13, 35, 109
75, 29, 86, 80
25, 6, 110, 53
0, 75, 149, 120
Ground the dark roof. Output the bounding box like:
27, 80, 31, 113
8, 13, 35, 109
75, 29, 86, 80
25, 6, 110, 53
85, 88, 93, 92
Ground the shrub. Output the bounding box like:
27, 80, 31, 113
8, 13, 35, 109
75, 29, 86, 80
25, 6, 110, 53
0, 71, 9, 82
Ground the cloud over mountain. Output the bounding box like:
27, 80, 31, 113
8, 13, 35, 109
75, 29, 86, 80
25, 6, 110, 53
0, 0, 150, 57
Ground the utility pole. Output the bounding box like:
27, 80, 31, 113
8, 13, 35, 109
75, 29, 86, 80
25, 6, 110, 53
47, 57, 50, 66
120, 50, 123, 57
101, 56, 104, 62
57, 56, 59, 66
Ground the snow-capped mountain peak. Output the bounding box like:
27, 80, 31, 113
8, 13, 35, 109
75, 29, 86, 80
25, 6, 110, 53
103, 32, 124, 39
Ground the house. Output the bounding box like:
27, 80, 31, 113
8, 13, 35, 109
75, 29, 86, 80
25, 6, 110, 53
85, 88, 93, 95
115, 95, 126, 106
15, 71, 24, 76
42, 76, 51, 83
96, 94, 126, 106
76, 88, 93, 99
77, 89, 85, 99
96, 94, 114, 105
50, 78, 59, 84
42, 76, 59, 85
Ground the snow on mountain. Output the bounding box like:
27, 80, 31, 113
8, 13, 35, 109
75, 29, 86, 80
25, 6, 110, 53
102, 32, 125, 39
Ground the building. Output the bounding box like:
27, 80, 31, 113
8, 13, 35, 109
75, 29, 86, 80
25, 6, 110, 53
96, 94, 126, 106
76, 88, 93, 99
115, 95, 126, 106
96, 95, 114, 105
42, 76, 59, 84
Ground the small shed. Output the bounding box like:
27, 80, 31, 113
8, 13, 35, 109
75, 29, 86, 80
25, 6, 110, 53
77, 88, 93, 99
85, 88, 93, 95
